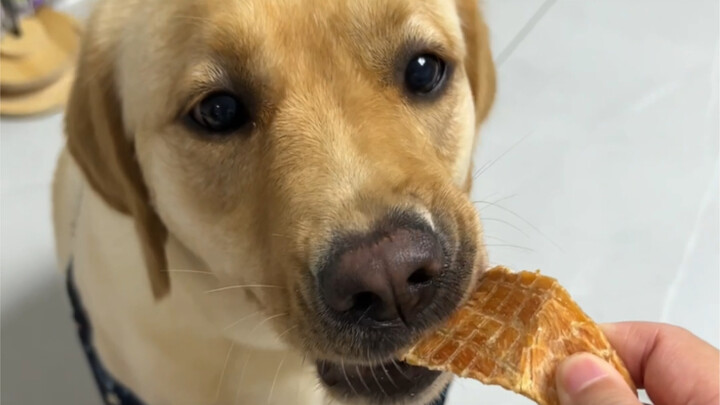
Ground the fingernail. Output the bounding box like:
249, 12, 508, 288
560, 354, 610, 395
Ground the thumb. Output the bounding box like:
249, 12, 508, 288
556, 353, 639, 405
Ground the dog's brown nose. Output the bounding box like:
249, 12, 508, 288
320, 228, 443, 324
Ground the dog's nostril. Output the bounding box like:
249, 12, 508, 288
321, 225, 443, 323
407, 268, 434, 286
351, 292, 376, 313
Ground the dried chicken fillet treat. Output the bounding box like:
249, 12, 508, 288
403, 266, 635, 405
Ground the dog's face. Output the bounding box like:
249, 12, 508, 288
67, 0, 494, 403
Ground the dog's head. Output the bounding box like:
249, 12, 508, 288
66, 0, 494, 403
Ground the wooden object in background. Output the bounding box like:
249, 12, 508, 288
0, 7, 80, 117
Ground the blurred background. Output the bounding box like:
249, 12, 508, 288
1, 0, 718, 404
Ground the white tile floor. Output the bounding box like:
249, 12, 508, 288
1, 1, 718, 404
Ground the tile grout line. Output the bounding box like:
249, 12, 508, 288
494, 0, 559, 67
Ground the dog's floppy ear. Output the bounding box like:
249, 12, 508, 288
456, 0, 496, 126
65, 32, 170, 299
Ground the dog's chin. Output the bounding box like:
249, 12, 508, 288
317, 358, 447, 404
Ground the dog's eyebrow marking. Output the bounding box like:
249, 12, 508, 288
174, 62, 233, 116
405, 15, 452, 47
402, 10, 465, 57
188, 62, 230, 87
343, 9, 464, 81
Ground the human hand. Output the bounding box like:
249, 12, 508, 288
555, 322, 719, 405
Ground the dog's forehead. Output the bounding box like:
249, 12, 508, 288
197, 0, 461, 29
119, 0, 467, 128
193, 0, 465, 55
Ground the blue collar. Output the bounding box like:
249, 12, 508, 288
66, 263, 449, 405
66, 264, 147, 405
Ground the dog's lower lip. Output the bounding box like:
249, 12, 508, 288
316, 358, 441, 399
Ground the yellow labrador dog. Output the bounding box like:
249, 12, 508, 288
52, 0, 495, 403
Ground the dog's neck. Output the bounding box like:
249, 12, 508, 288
71, 186, 322, 404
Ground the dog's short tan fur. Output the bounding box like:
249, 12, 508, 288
53, 0, 495, 403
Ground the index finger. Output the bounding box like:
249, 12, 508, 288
601, 322, 719, 405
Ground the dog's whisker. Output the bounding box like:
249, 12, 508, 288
473, 130, 534, 179
163, 269, 216, 276
205, 284, 285, 294
484, 235, 512, 244
340, 359, 358, 396
213, 341, 235, 403
223, 311, 260, 331
380, 363, 398, 389
355, 365, 371, 392
484, 243, 535, 252
321, 360, 329, 375
248, 313, 288, 334
295, 354, 307, 399
476, 191, 501, 202
235, 352, 252, 405
390, 359, 409, 380
266, 355, 286, 404
477, 200, 564, 251
481, 217, 531, 238
275, 325, 298, 342
354, 306, 371, 327
369, 363, 388, 397
473, 193, 518, 209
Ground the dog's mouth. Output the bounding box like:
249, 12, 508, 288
299, 211, 480, 402
316, 358, 443, 401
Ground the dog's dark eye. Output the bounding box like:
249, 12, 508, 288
189, 93, 251, 133
404, 54, 446, 94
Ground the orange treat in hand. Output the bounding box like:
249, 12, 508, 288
403, 266, 635, 405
